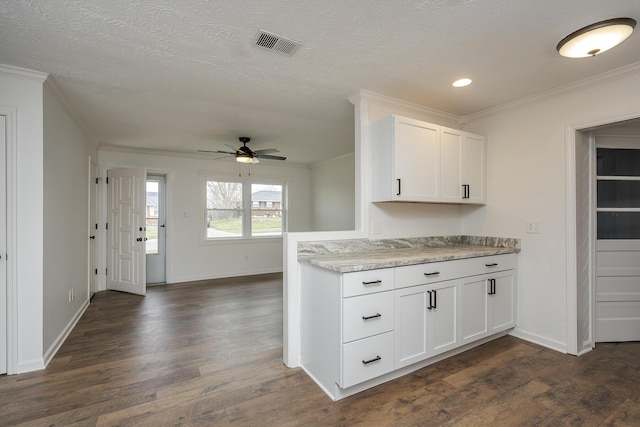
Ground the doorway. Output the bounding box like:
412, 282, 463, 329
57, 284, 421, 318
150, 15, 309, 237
145, 175, 166, 284
572, 117, 640, 352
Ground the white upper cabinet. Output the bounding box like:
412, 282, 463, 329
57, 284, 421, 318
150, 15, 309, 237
371, 115, 440, 202
371, 115, 486, 204
441, 128, 486, 204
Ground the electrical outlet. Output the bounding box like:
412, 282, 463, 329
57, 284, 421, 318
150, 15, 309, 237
526, 221, 541, 234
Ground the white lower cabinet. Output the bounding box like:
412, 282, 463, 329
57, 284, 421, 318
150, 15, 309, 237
395, 279, 458, 369
460, 270, 516, 345
300, 253, 516, 400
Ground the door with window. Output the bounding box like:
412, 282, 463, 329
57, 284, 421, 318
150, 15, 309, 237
595, 146, 640, 342
146, 175, 166, 284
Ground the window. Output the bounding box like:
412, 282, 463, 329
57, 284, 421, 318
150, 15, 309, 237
597, 148, 640, 239
205, 179, 284, 239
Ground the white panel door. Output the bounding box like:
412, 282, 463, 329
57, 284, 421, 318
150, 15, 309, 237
461, 133, 486, 203
107, 168, 146, 296
89, 161, 97, 298
428, 280, 459, 356
0, 115, 7, 374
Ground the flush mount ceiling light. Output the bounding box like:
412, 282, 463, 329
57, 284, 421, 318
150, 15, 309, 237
556, 18, 636, 58
452, 78, 472, 87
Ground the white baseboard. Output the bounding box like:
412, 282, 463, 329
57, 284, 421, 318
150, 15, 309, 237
168, 269, 283, 284
43, 299, 90, 368
509, 328, 567, 354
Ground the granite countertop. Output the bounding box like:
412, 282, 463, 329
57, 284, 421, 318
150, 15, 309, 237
298, 236, 520, 273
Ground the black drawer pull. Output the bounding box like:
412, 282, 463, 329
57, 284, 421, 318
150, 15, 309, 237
362, 280, 382, 285
485, 263, 498, 267
362, 313, 382, 320
424, 271, 440, 277
362, 356, 382, 365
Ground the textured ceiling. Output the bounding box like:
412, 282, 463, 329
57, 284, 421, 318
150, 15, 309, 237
1, 0, 640, 164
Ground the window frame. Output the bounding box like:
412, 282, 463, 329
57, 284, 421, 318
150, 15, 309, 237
202, 175, 286, 242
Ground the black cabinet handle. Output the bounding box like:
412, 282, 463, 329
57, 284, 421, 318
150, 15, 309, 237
424, 271, 440, 277
427, 290, 433, 310
433, 289, 437, 308
362, 280, 382, 286
462, 184, 470, 199
362, 313, 382, 320
488, 278, 496, 295
485, 263, 498, 267
89, 235, 95, 240
362, 356, 382, 365
397, 178, 401, 196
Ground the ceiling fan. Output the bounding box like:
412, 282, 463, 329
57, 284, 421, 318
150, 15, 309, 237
199, 137, 287, 163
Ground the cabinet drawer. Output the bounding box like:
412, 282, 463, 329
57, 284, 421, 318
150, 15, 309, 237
343, 268, 395, 297
341, 331, 394, 388
458, 254, 516, 277
343, 292, 394, 343
395, 260, 459, 288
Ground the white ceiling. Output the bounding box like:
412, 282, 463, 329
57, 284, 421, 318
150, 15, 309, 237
1, 1, 640, 164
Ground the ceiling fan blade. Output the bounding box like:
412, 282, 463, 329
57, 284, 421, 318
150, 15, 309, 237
254, 148, 280, 155
255, 154, 287, 161
225, 144, 239, 151
198, 149, 236, 155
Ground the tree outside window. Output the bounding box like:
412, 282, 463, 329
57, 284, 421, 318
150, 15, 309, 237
206, 180, 243, 238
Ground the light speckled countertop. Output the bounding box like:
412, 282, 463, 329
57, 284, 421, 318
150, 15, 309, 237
298, 236, 520, 273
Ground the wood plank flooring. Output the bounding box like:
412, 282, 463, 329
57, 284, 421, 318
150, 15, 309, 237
1, 273, 639, 426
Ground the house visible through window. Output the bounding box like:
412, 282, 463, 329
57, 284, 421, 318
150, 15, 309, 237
205, 179, 284, 239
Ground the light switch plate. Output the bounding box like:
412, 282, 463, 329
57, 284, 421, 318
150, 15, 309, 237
526, 221, 541, 234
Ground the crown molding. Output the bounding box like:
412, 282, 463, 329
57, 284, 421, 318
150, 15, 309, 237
0, 63, 48, 82
348, 89, 461, 123
310, 151, 355, 168
463, 61, 640, 122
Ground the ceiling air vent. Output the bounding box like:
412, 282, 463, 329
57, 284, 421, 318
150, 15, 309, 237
254, 30, 301, 56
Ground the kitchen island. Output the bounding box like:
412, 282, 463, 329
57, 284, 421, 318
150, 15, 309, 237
298, 235, 520, 400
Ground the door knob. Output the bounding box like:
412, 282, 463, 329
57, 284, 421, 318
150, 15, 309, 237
90, 235, 96, 240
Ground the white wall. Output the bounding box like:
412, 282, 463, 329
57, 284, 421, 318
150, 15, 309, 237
99, 148, 311, 284
43, 81, 96, 358
310, 153, 355, 231
462, 65, 640, 352
0, 65, 47, 373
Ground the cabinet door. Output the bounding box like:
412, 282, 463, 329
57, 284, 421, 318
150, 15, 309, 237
488, 271, 515, 333
440, 127, 486, 204
460, 275, 489, 345
394, 117, 440, 202
395, 284, 428, 368
427, 280, 459, 356
440, 128, 463, 201
461, 133, 486, 204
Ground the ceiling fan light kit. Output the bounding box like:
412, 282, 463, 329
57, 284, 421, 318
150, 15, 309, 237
556, 17, 636, 58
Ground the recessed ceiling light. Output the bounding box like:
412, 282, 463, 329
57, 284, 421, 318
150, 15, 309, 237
557, 18, 636, 58
452, 78, 472, 88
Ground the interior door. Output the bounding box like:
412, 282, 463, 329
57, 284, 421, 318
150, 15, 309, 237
145, 174, 166, 284
595, 146, 640, 342
0, 115, 7, 374
107, 168, 146, 295
89, 160, 97, 298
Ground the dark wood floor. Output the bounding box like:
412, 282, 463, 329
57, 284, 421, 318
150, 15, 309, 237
1, 273, 639, 426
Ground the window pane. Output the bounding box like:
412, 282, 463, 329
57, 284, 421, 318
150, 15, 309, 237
597, 180, 640, 208
206, 181, 243, 238
146, 180, 159, 254
251, 184, 282, 236
597, 212, 640, 239
597, 148, 640, 176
